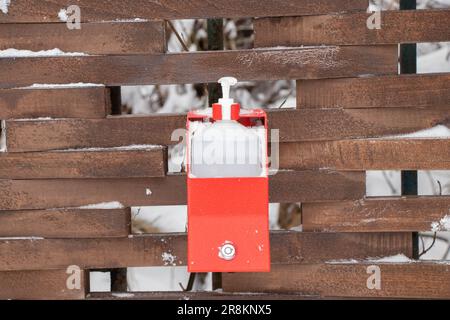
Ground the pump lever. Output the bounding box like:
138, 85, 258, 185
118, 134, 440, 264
218, 77, 237, 100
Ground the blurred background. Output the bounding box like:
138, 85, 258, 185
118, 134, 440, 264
90, 0, 450, 292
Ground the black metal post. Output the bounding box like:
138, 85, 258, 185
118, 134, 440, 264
207, 18, 224, 290
108, 86, 128, 292
110, 86, 122, 115
400, 0, 419, 259
207, 19, 224, 105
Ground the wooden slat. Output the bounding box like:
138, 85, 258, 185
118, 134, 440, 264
0, 269, 87, 300
0, 232, 411, 271
254, 9, 450, 47
302, 197, 450, 232
0, 21, 164, 55
297, 73, 450, 109
0, 147, 167, 179
0, 0, 367, 22
88, 291, 319, 300
0, 171, 365, 210
0, 208, 131, 238
0, 87, 110, 119
0, 46, 398, 89
222, 262, 450, 299
269, 107, 449, 143
270, 170, 364, 204
279, 139, 450, 171
6, 106, 449, 152
5, 114, 184, 152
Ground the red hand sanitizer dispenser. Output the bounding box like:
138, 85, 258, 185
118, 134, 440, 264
186, 77, 270, 272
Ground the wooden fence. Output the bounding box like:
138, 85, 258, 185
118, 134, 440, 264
0, 0, 449, 299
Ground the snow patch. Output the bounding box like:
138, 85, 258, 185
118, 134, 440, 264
368, 254, 413, 263
89, 271, 111, 292
111, 293, 135, 298
326, 254, 413, 264
14, 117, 54, 122
431, 214, 450, 232
385, 125, 450, 139
77, 201, 124, 209
113, 18, 148, 22
289, 225, 303, 232
0, 0, 10, 14
0, 48, 88, 58
24, 83, 104, 89
0, 237, 44, 240
0, 120, 6, 152
161, 252, 177, 266
418, 45, 450, 74
55, 145, 163, 152
58, 8, 68, 21
326, 258, 360, 265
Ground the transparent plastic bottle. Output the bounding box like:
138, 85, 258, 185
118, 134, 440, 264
190, 77, 266, 178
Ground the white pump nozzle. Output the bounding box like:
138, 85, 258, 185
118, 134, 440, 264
218, 77, 237, 100
217, 77, 237, 120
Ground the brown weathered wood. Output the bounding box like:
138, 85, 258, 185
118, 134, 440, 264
0, 0, 367, 22
279, 139, 450, 171
0, 171, 364, 210
0, 208, 131, 238
297, 73, 450, 109
0, 46, 398, 89
6, 106, 449, 152
269, 107, 449, 143
0, 232, 411, 271
302, 197, 450, 232
269, 170, 364, 204
0, 147, 167, 179
255, 9, 450, 47
5, 114, 184, 152
0, 269, 88, 300
222, 262, 450, 299
0, 21, 165, 55
0, 87, 110, 119
88, 291, 319, 300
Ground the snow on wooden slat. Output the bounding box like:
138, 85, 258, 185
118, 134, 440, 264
5, 106, 449, 152
0, 171, 365, 210
297, 73, 450, 109
279, 139, 450, 171
0, 147, 167, 179
0, 232, 411, 271
222, 262, 450, 299
302, 197, 450, 232
0, 0, 367, 22
0, 86, 110, 119
0, 46, 398, 89
0, 21, 165, 55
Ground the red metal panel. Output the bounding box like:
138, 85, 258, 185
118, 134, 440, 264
187, 177, 270, 272
187, 108, 270, 272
